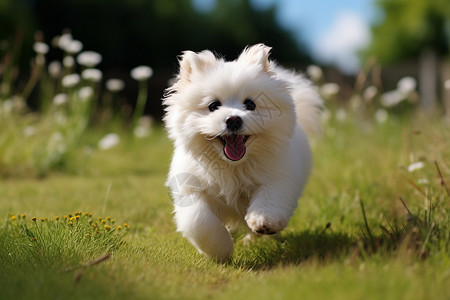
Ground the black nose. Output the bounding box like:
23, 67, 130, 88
226, 116, 243, 132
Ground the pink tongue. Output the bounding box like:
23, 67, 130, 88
223, 135, 246, 161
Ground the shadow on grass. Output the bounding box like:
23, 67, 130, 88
231, 227, 354, 270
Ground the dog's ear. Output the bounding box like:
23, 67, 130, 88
178, 50, 217, 83
238, 44, 272, 72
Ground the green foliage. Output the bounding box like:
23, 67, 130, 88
366, 0, 450, 62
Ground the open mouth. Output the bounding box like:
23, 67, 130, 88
217, 135, 249, 161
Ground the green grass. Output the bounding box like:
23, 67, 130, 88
0, 115, 449, 299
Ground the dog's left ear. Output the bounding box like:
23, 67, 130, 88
238, 44, 272, 72
178, 50, 217, 83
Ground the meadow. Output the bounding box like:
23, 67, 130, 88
0, 33, 449, 299
0, 113, 449, 300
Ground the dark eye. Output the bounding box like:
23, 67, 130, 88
243, 98, 256, 111
208, 100, 222, 112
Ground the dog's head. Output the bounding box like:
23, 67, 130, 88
163, 44, 296, 164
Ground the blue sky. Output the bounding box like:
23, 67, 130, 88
192, 0, 379, 73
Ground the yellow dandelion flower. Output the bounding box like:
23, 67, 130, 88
32, 217, 37, 222
75, 215, 80, 220
106, 216, 112, 221
98, 217, 102, 221
75, 212, 81, 216
116, 225, 122, 230
55, 216, 60, 221
68, 221, 73, 226
101, 220, 106, 224
111, 219, 116, 224
83, 212, 89, 216
20, 214, 26, 219
92, 223, 98, 228
10, 215, 16, 221
40, 218, 46, 222
104, 225, 111, 231
123, 223, 129, 228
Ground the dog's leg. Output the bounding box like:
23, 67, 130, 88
245, 183, 298, 235
174, 198, 233, 262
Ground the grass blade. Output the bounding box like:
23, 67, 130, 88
360, 199, 375, 251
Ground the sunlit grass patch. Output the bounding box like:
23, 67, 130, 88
0, 211, 128, 273
0, 117, 449, 299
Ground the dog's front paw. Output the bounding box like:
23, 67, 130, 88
245, 212, 287, 235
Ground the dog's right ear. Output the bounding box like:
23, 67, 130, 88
178, 50, 216, 83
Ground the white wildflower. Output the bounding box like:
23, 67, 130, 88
2, 99, 13, 113
81, 68, 102, 82
374, 108, 388, 124
133, 116, 153, 137
133, 126, 150, 138
77, 51, 102, 67
363, 85, 378, 102
65, 40, 83, 54
53, 93, 68, 106
78, 86, 94, 100
63, 56, 75, 68
33, 42, 49, 55
139, 115, 154, 127
54, 111, 67, 125
23, 126, 36, 137
130, 65, 153, 81
397, 77, 416, 94
48, 132, 67, 154
306, 65, 323, 82
48, 61, 62, 78
417, 178, 429, 185
335, 108, 347, 122
380, 90, 404, 107
408, 161, 424, 172
106, 79, 125, 92
444, 79, 450, 90
98, 133, 120, 150
58, 33, 73, 50
321, 83, 340, 98
11, 95, 25, 111
62, 74, 80, 88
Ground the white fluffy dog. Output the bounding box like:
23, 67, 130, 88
163, 44, 322, 262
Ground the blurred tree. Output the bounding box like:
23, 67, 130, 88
367, 0, 449, 63
366, 0, 450, 112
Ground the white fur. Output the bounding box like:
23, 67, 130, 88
163, 44, 323, 262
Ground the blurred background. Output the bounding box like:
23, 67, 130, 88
0, 0, 449, 176
1, 0, 449, 117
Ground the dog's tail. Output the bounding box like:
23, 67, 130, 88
274, 66, 323, 135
